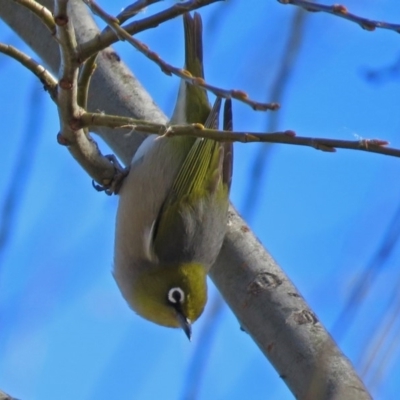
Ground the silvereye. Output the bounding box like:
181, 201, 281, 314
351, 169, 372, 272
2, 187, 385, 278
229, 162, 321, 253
113, 13, 233, 339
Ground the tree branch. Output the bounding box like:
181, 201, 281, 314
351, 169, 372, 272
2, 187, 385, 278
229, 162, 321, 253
79, 112, 399, 158
79, 0, 223, 60
278, 0, 400, 33
0, 389, 18, 400
13, 0, 56, 34
0, 42, 57, 96
82, 0, 278, 111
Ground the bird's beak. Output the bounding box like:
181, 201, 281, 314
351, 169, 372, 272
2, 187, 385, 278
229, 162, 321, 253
176, 309, 192, 341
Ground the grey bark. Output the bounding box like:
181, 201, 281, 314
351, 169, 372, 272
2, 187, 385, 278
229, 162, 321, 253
0, 389, 18, 400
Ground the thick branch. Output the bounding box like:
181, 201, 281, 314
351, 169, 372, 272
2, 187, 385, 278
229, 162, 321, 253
0, 389, 17, 400
212, 208, 370, 399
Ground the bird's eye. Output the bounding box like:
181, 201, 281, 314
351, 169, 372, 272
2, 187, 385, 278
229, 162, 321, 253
168, 287, 185, 304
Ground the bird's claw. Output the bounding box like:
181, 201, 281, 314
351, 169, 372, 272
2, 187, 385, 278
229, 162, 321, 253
92, 154, 129, 195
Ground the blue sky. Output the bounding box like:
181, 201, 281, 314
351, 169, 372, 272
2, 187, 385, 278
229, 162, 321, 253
1, 1, 400, 399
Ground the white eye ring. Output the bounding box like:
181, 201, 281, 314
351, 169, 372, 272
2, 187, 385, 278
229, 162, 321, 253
168, 287, 185, 304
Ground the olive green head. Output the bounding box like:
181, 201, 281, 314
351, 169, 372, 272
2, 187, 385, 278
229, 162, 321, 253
125, 262, 208, 339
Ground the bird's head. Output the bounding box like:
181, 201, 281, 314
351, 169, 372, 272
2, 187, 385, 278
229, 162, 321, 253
122, 261, 208, 340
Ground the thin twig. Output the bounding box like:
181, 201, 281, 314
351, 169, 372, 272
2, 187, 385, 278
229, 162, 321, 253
80, 112, 162, 131
100, 0, 162, 40
111, 0, 162, 27
78, 53, 98, 108
154, 128, 399, 158
83, 1, 278, 111
278, 0, 400, 33
80, 111, 400, 158
13, 0, 56, 35
79, 0, 222, 60
0, 42, 57, 98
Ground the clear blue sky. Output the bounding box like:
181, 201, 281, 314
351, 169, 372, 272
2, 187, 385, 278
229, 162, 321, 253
1, 1, 400, 399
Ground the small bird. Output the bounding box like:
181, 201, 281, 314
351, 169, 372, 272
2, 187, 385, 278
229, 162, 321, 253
113, 12, 233, 340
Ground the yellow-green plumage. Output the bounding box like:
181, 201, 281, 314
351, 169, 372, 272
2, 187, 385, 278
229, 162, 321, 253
129, 262, 207, 328
182, 13, 211, 124
113, 12, 233, 339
